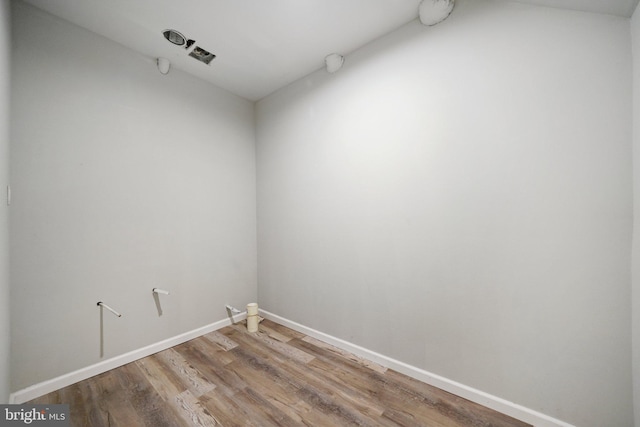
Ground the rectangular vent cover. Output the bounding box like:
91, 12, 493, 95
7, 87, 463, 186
189, 46, 216, 65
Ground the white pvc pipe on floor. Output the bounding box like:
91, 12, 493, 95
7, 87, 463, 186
246, 303, 259, 333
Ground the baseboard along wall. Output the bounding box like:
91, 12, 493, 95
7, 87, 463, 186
9, 312, 247, 404
11, 309, 574, 427
258, 310, 575, 427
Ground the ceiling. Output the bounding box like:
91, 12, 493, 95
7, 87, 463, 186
512, 0, 639, 17
21, 0, 640, 101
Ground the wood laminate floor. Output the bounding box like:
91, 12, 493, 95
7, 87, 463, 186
30, 319, 531, 427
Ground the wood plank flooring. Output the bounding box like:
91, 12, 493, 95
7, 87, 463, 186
30, 320, 531, 427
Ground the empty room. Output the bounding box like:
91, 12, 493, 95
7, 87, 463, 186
0, 0, 639, 425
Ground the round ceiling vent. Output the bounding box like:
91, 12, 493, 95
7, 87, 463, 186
162, 29, 186, 46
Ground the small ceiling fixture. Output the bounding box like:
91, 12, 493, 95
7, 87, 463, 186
157, 57, 171, 75
419, 0, 455, 26
325, 53, 344, 73
162, 29, 186, 46
159, 29, 216, 67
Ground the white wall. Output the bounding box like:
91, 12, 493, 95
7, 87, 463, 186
256, 1, 633, 426
10, 1, 256, 391
631, 3, 640, 426
0, 0, 10, 404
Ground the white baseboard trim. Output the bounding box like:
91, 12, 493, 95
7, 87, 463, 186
259, 309, 574, 427
9, 312, 247, 404
10, 309, 574, 427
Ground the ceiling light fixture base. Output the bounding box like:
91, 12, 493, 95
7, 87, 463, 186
325, 53, 344, 73
419, 0, 455, 26
157, 57, 171, 75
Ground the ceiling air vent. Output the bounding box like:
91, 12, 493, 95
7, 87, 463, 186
189, 46, 216, 65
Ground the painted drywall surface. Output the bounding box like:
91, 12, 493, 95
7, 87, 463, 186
10, 2, 256, 391
632, 3, 640, 426
0, 0, 10, 404
256, 0, 633, 425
